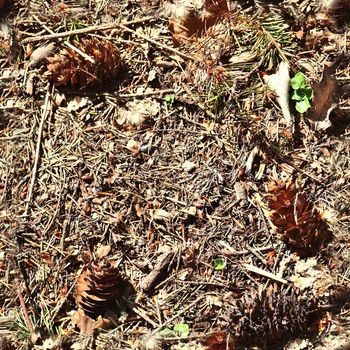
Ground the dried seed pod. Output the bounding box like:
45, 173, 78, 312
232, 284, 320, 346
46, 38, 124, 89
74, 259, 121, 318
261, 180, 332, 257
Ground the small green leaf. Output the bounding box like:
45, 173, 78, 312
174, 323, 190, 337
159, 328, 175, 338
295, 96, 311, 113
290, 72, 307, 90
214, 257, 225, 270
303, 88, 313, 100
165, 95, 175, 105
291, 90, 303, 101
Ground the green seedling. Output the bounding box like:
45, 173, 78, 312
165, 94, 175, 107
214, 257, 225, 270
159, 323, 190, 338
174, 323, 190, 337
290, 72, 313, 113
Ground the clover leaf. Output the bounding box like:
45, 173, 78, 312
290, 72, 313, 114
295, 96, 312, 113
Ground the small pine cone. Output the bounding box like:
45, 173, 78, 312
261, 180, 332, 257
74, 259, 121, 318
47, 38, 124, 89
168, 0, 229, 46
232, 284, 320, 346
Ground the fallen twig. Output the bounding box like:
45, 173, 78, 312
243, 263, 288, 284
17, 288, 34, 334
21, 17, 154, 44
140, 251, 175, 292
23, 86, 51, 217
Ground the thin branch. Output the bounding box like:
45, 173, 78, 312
21, 17, 154, 44
243, 263, 288, 284
23, 86, 51, 217
17, 288, 34, 334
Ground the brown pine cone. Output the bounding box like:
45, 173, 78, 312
232, 284, 320, 346
47, 38, 124, 89
74, 259, 121, 318
261, 180, 332, 257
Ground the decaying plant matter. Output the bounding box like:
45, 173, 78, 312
1, 0, 350, 349
46, 38, 124, 89
259, 180, 332, 257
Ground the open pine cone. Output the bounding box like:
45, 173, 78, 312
47, 38, 124, 89
232, 284, 320, 346
261, 180, 332, 257
74, 259, 121, 318
168, 0, 229, 46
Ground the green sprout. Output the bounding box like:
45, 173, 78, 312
174, 323, 190, 337
214, 257, 225, 270
165, 94, 175, 107
290, 72, 313, 114
159, 323, 190, 338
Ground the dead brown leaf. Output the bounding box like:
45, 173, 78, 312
95, 244, 111, 259
307, 59, 340, 128
28, 43, 55, 68
71, 309, 112, 335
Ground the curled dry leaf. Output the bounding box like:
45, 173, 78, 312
28, 43, 55, 68
307, 58, 342, 130
289, 257, 334, 295
71, 308, 113, 336
263, 61, 292, 126
95, 244, 111, 259
118, 99, 160, 127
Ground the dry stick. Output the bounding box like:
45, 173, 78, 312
243, 263, 288, 284
132, 306, 159, 328
17, 288, 34, 333
23, 87, 51, 217
150, 295, 205, 336
21, 16, 154, 44
60, 180, 79, 251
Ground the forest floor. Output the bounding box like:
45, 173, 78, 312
0, 0, 350, 349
